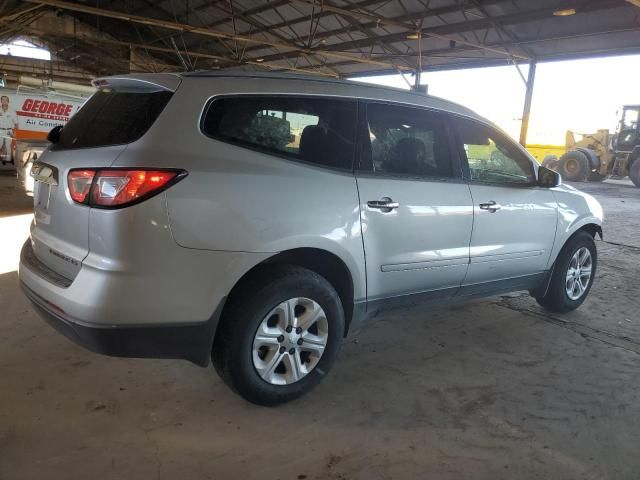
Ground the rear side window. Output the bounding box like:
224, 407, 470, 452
364, 102, 454, 178
201, 96, 357, 170
53, 88, 173, 150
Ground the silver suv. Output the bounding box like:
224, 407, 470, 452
19, 72, 603, 405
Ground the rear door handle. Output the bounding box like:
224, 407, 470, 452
367, 197, 399, 211
479, 200, 501, 213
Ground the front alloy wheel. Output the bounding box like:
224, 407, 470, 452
534, 231, 597, 313
565, 247, 592, 300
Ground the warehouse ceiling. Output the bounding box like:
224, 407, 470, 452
1, 0, 639, 83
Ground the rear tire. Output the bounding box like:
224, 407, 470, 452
559, 150, 590, 182
630, 159, 640, 187
535, 231, 597, 313
212, 265, 344, 406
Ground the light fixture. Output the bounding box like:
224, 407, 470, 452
255, 58, 264, 62
406, 32, 420, 40
553, 8, 576, 16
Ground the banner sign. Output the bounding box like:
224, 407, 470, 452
16, 95, 84, 137
0, 89, 85, 138
0, 89, 86, 163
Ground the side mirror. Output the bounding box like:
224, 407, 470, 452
47, 125, 63, 143
537, 165, 561, 188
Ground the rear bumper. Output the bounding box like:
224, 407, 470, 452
19, 187, 272, 363
18, 233, 269, 327
21, 281, 222, 366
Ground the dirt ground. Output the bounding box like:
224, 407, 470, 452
1, 171, 639, 480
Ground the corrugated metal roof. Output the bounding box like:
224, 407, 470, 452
3, 0, 640, 79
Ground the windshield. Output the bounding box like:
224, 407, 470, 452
621, 107, 640, 131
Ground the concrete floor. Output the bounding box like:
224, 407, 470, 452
1, 171, 639, 479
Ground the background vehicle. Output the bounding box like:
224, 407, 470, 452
19, 73, 603, 406
0, 81, 88, 175
611, 105, 640, 186
541, 129, 612, 183
540, 105, 640, 186
15, 140, 47, 196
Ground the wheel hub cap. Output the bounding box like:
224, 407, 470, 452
252, 297, 329, 385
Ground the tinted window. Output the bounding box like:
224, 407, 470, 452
202, 96, 356, 170
53, 88, 172, 150
452, 116, 535, 184
365, 102, 454, 178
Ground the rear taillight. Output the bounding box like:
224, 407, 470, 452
68, 170, 96, 203
67, 168, 185, 208
91, 170, 179, 207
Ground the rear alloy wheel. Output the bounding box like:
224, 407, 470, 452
559, 150, 590, 182
535, 231, 597, 313
212, 265, 344, 406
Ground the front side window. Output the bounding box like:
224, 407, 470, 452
202, 96, 356, 170
365, 102, 454, 178
452, 116, 535, 185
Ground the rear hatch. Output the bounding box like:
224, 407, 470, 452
30, 75, 179, 281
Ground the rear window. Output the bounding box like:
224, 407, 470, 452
52, 88, 172, 150
201, 96, 357, 170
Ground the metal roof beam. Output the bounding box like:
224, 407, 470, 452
467, 0, 535, 58
24, 0, 414, 72
306, 22, 640, 74
25, 28, 340, 77
289, 0, 520, 60
203, 0, 382, 30
321, 0, 625, 53
247, 0, 623, 67
238, 0, 511, 38
235, 0, 513, 55
207, 1, 344, 76
195, 0, 290, 22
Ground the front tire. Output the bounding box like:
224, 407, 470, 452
212, 265, 344, 406
535, 231, 597, 313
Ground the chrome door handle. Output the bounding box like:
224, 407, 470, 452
479, 200, 501, 213
367, 197, 399, 211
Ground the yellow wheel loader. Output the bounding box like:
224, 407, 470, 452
541, 105, 640, 187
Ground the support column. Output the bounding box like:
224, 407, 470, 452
413, 32, 427, 93
519, 60, 537, 146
